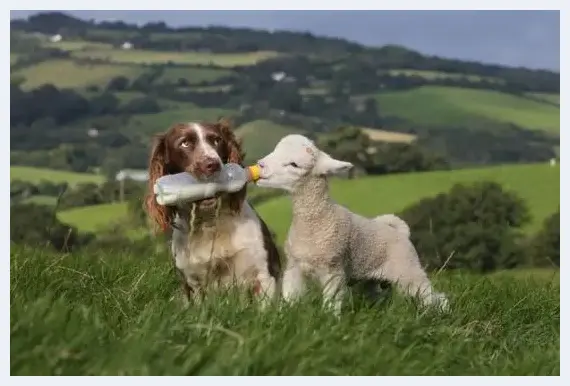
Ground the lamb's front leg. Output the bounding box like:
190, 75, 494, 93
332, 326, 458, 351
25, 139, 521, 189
317, 271, 346, 316
281, 259, 306, 302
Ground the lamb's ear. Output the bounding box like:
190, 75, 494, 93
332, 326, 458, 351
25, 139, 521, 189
313, 151, 354, 176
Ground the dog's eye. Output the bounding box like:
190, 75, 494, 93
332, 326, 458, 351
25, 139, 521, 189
288, 162, 300, 168
180, 141, 190, 148
212, 138, 220, 146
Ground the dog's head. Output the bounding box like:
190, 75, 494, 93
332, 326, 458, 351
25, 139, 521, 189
144, 119, 246, 232
255, 134, 353, 192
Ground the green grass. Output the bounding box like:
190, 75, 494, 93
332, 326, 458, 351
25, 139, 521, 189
360, 128, 417, 143
123, 105, 236, 137
257, 163, 559, 244
21, 195, 58, 206
236, 120, 305, 163
10, 245, 559, 375
13, 59, 144, 90
183, 84, 233, 93
72, 49, 281, 67
368, 86, 560, 134
58, 203, 128, 233
388, 69, 502, 83
527, 92, 560, 106
10, 166, 104, 186
156, 67, 234, 84
10, 53, 20, 65
43, 40, 114, 51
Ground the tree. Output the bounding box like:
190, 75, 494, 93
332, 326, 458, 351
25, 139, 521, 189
399, 181, 531, 272
106, 76, 130, 92
366, 142, 449, 175
120, 96, 161, 114
316, 126, 374, 179
528, 210, 559, 267
10, 203, 92, 251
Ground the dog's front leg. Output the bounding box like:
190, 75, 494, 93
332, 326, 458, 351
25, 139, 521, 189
229, 250, 276, 308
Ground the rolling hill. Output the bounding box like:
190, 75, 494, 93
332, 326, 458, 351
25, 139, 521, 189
367, 86, 560, 134
12, 59, 143, 90
235, 120, 306, 163
256, 163, 560, 244
10, 166, 104, 186
71, 48, 281, 67
58, 202, 129, 233
56, 163, 559, 240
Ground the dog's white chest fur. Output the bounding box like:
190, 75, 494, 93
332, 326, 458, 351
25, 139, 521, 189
170, 203, 269, 289
172, 219, 237, 281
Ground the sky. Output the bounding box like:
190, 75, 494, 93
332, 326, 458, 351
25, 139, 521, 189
10, 10, 560, 71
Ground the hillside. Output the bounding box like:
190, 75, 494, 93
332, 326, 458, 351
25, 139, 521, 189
368, 86, 560, 134
235, 120, 306, 163
10, 12, 560, 176
58, 202, 129, 233
55, 163, 559, 240
10, 166, 104, 185
257, 163, 560, 243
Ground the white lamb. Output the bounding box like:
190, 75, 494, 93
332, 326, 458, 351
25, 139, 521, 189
255, 134, 449, 314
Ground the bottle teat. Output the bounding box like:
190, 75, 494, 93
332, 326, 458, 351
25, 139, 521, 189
247, 164, 262, 182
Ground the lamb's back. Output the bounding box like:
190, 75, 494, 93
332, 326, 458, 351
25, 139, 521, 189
346, 211, 410, 278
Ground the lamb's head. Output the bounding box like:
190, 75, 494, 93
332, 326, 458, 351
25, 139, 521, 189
256, 134, 353, 192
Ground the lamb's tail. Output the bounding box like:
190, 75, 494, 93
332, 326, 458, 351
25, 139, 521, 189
374, 214, 410, 237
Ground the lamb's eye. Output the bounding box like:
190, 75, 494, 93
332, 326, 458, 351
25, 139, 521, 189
288, 162, 300, 168
180, 141, 190, 148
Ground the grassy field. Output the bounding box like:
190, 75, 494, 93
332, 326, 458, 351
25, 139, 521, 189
236, 120, 305, 163
10, 166, 104, 186
369, 86, 560, 134
22, 195, 58, 206
388, 69, 502, 84
156, 67, 234, 85
72, 49, 281, 67
257, 163, 559, 244
58, 203, 129, 233
10, 245, 559, 375
54, 163, 558, 238
361, 128, 417, 143
44, 40, 114, 51
13, 59, 143, 90
123, 105, 236, 137
527, 92, 560, 106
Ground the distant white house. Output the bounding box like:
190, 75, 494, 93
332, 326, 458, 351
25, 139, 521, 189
115, 169, 148, 182
121, 41, 134, 50
50, 34, 62, 43
87, 128, 99, 138
271, 72, 287, 82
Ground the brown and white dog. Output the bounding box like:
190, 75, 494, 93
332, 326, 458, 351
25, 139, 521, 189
144, 119, 282, 304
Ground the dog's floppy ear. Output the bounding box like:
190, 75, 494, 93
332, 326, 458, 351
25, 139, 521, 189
313, 151, 354, 176
144, 133, 174, 233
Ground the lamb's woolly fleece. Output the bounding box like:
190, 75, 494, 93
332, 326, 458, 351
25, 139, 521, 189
256, 134, 449, 314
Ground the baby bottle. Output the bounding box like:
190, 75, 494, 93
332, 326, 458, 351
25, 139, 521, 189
153, 163, 261, 206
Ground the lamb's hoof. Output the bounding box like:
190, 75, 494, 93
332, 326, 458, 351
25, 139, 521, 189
432, 292, 450, 313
